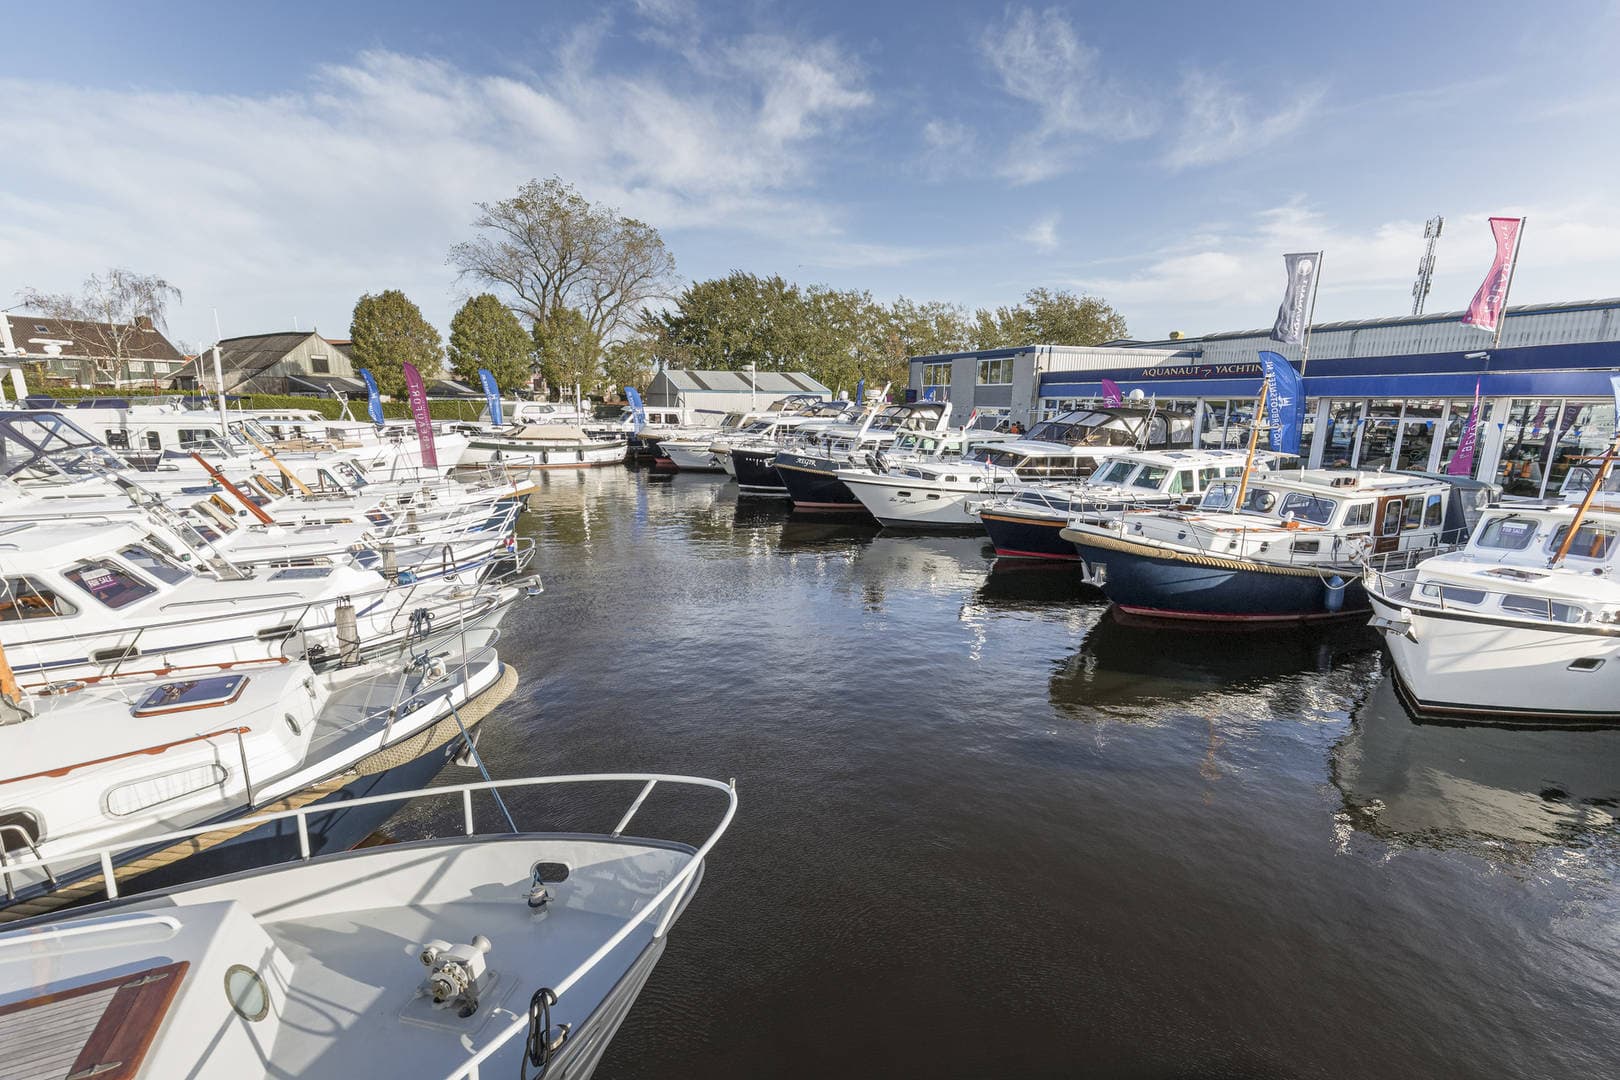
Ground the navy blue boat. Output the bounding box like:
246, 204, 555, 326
774, 450, 864, 509
730, 445, 787, 491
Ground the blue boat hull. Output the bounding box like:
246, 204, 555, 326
775, 453, 861, 509
731, 448, 786, 490
980, 512, 1080, 560
1073, 539, 1365, 622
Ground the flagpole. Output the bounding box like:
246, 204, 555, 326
1299, 250, 1323, 379
1232, 381, 1270, 515
1492, 218, 1525, 350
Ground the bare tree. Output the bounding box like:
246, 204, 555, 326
18, 268, 182, 385
448, 177, 677, 344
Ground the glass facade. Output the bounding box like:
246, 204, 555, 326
1496, 398, 1617, 497
977, 358, 1013, 385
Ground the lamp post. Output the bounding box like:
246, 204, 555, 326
745, 362, 756, 410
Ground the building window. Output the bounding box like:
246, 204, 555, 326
977, 358, 1013, 385
920, 361, 952, 402
311, 356, 330, 374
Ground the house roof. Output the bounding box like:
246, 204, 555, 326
288, 373, 368, 396
3, 314, 184, 362
656, 369, 831, 394
168, 330, 319, 383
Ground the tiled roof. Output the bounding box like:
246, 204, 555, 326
4, 314, 184, 362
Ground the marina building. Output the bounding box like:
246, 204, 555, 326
644, 368, 832, 421
908, 298, 1620, 499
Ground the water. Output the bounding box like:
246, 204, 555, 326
455, 467, 1620, 1079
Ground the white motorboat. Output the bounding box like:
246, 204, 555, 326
0, 514, 529, 684
1365, 496, 1620, 722
762, 400, 953, 503
460, 425, 627, 470
0, 773, 735, 1079
974, 449, 1268, 559
0, 633, 514, 910
839, 408, 1204, 529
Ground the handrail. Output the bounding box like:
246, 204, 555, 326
0, 771, 738, 1069
0, 726, 252, 787
1363, 562, 1616, 625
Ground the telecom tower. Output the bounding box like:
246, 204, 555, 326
1411, 216, 1443, 316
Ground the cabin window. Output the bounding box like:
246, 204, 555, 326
1475, 515, 1539, 550
1201, 482, 1237, 510
178, 428, 216, 446
1548, 522, 1618, 560
1423, 494, 1444, 528
977, 358, 1013, 385
0, 576, 75, 622
1132, 466, 1169, 490
1172, 470, 1194, 494
252, 475, 285, 498
1146, 416, 1169, 446
1501, 594, 1582, 622
1096, 460, 1137, 484
1344, 502, 1373, 528
118, 545, 190, 585
64, 559, 157, 609
1378, 501, 1404, 537
1240, 487, 1277, 514
1278, 492, 1336, 525
0, 810, 41, 855
1196, 467, 1224, 488
1402, 495, 1426, 530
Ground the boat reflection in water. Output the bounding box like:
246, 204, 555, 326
1331, 673, 1620, 850
1050, 609, 1378, 715
977, 556, 1099, 610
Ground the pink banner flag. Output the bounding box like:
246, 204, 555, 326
1101, 378, 1123, 407
1446, 379, 1481, 476
1461, 217, 1523, 335
402, 362, 439, 470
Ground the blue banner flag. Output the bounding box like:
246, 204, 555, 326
855, 379, 864, 406
359, 368, 385, 426
477, 368, 504, 427
1258, 350, 1305, 456
625, 386, 647, 433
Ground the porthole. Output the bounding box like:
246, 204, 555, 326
224, 964, 269, 1021
285, 713, 301, 735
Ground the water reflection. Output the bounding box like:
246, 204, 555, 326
1332, 673, 1620, 850
1050, 610, 1378, 714
977, 557, 1099, 609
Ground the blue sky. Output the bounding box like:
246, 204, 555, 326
4, 0, 1618, 349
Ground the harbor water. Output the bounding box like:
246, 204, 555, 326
425, 466, 1620, 1079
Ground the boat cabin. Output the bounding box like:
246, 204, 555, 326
1025, 407, 1199, 450
1194, 470, 1470, 553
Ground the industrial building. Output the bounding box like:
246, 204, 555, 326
643, 368, 831, 420
907, 298, 1620, 500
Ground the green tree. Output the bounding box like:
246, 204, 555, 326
447, 293, 532, 391
448, 176, 677, 344
532, 306, 600, 397
643, 272, 810, 371
973, 287, 1129, 348
601, 334, 657, 398
349, 289, 443, 396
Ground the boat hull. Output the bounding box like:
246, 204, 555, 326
775, 453, 861, 509
979, 511, 1081, 560
462, 440, 626, 469
1071, 532, 1365, 622
731, 448, 787, 491
662, 442, 728, 472
1368, 592, 1620, 722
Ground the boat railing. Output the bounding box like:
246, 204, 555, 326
1362, 563, 1620, 626
1095, 511, 1460, 572
0, 773, 738, 1080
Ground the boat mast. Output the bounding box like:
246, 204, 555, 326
1551, 436, 1619, 565
1231, 382, 1270, 514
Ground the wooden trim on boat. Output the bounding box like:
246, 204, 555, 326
0, 960, 188, 1080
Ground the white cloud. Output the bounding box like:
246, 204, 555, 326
1064, 201, 1620, 339
918, 118, 976, 179
980, 7, 1157, 184
1021, 213, 1060, 252
1164, 70, 1323, 170
0, 24, 872, 343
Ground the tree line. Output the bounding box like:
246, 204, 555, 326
18, 175, 1131, 399
354, 176, 1131, 400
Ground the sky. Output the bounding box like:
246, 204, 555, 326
4, 0, 1619, 350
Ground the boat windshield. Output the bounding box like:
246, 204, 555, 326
1200, 480, 1281, 516
1131, 465, 1170, 490
1474, 514, 1539, 550
1277, 491, 1337, 525
1549, 520, 1619, 560
1092, 459, 1139, 485
0, 411, 129, 480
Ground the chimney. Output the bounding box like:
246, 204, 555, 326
134, 315, 154, 331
